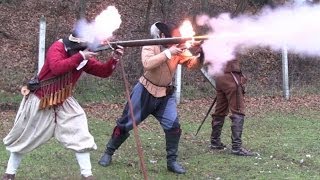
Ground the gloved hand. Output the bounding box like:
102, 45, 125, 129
191, 40, 203, 47
168, 45, 184, 56
196, 47, 205, 63
80, 49, 98, 59
112, 45, 124, 60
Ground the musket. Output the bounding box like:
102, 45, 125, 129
195, 96, 216, 136
194, 68, 217, 136
93, 36, 209, 52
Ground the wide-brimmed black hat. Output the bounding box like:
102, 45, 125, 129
150, 22, 174, 38
63, 31, 87, 56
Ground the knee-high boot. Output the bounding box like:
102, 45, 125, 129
98, 126, 130, 167
210, 115, 226, 149
230, 114, 254, 156
165, 128, 186, 174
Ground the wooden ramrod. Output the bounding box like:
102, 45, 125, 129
93, 36, 209, 52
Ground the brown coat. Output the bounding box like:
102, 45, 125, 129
212, 59, 246, 116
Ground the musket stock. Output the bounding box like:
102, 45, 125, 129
93, 36, 208, 52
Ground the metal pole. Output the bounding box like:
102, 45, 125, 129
38, 15, 46, 74
282, 45, 290, 100
175, 64, 182, 104
281, 0, 306, 99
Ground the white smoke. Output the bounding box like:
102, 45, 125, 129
197, 4, 320, 76
75, 6, 122, 49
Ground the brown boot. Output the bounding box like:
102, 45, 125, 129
81, 175, 94, 180
230, 114, 255, 156
2, 173, 15, 180
230, 114, 244, 151
210, 116, 226, 150
231, 147, 255, 156
210, 142, 226, 150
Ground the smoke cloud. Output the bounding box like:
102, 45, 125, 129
197, 4, 320, 75
75, 6, 121, 49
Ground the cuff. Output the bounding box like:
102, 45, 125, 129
164, 49, 172, 60
79, 51, 86, 60
111, 57, 120, 62
110, 58, 119, 70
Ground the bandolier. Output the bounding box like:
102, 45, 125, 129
36, 72, 73, 109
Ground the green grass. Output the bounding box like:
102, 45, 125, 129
0, 91, 22, 105
74, 78, 126, 104
1, 109, 319, 179
0, 78, 127, 106
2, 76, 320, 105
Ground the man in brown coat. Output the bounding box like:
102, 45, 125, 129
210, 59, 254, 156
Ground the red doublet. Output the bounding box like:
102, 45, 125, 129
35, 40, 118, 108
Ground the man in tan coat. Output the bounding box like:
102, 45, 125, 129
98, 22, 203, 174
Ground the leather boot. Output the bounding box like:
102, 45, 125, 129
2, 173, 15, 180
230, 114, 254, 156
210, 115, 226, 149
165, 128, 186, 174
98, 127, 130, 167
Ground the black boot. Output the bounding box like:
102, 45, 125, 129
165, 128, 186, 174
98, 127, 130, 167
210, 115, 226, 150
230, 114, 254, 156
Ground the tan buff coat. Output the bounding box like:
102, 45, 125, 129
139, 45, 201, 97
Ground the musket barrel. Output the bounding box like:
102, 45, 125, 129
93, 36, 208, 52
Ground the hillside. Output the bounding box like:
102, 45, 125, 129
1, 0, 319, 97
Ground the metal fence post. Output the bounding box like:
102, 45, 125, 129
280, 0, 308, 100
38, 15, 46, 74
282, 45, 290, 100
175, 64, 182, 104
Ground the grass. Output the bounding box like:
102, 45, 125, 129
0, 108, 319, 179
0, 91, 23, 105
0, 78, 127, 106
1, 76, 320, 105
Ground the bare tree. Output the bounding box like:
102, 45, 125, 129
77, 0, 86, 19
143, 0, 153, 30
233, 0, 275, 17
159, 0, 174, 21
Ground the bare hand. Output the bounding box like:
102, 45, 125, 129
82, 49, 98, 59
112, 45, 124, 60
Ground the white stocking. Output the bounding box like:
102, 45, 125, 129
75, 152, 92, 177
5, 152, 23, 174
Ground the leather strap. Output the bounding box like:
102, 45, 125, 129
230, 72, 240, 86
230, 72, 241, 111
